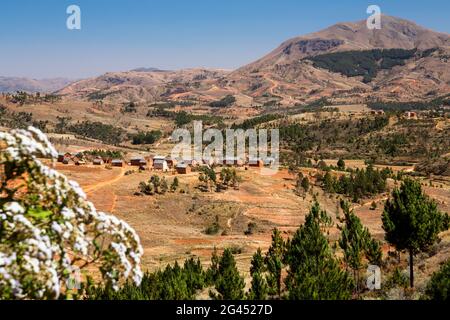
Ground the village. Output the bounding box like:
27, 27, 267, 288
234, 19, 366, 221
55, 150, 276, 175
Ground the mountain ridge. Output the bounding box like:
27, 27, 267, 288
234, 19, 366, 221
56, 15, 449, 105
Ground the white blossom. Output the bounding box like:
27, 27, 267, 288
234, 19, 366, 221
0, 127, 143, 299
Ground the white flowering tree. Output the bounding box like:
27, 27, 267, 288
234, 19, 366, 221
0, 127, 143, 299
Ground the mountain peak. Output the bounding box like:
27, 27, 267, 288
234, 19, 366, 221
241, 15, 449, 71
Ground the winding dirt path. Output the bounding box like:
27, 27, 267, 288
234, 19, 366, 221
84, 167, 126, 193
84, 167, 127, 214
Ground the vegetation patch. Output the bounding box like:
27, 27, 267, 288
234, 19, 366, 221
306, 48, 418, 83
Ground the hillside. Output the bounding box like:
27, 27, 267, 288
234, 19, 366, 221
58, 68, 230, 104
229, 15, 450, 105
55, 15, 449, 107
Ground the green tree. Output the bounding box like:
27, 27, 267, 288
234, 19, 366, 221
424, 260, 450, 301
207, 248, 220, 284
301, 177, 310, 192
323, 172, 335, 193
337, 158, 346, 170
247, 249, 268, 300
338, 201, 381, 293
382, 179, 449, 288
211, 249, 245, 300
160, 177, 168, 194
150, 175, 161, 194
264, 229, 285, 298
199, 167, 217, 192
170, 177, 179, 192
285, 202, 354, 300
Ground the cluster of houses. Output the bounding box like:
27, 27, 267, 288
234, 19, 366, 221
57, 152, 118, 166
134, 155, 275, 174
369, 110, 419, 119
57, 152, 90, 166
57, 151, 276, 175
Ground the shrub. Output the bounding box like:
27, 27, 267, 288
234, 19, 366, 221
0, 127, 143, 299
424, 260, 450, 301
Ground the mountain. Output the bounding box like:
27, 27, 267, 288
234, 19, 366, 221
239, 15, 449, 71
228, 15, 450, 105
57, 15, 450, 105
0, 77, 74, 93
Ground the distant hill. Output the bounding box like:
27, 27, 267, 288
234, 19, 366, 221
57, 68, 230, 103
0, 77, 74, 93
131, 67, 170, 73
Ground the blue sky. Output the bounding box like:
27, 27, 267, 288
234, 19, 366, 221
0, 0, 449, 79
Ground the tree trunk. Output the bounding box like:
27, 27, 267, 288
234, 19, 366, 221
409, 248, 414, 288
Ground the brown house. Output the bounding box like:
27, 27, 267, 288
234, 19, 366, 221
223, 157, 244, 167
176, 162, 191, 174
130, 157, 147, 167
93, 158, 104, 165
74, 157, 86, 166
58, 152, 72, 162
165, 157, 177, 169
111, 159, 124, 167
249, 158, 264, 167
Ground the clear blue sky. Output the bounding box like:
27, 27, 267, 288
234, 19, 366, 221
0, 0, 448, 79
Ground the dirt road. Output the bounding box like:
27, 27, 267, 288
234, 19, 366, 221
84, 167, 126, 193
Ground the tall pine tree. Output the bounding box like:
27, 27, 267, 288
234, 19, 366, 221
382, 179, 449, 288
211, 248, 245, 300
247, 248, 268, 300
338, 200, 382, 293
285, 202, 354, 300
264, 229, 285, 298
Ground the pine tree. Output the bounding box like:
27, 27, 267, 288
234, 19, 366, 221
424, 259, 450, 301
247, 248, 268, 300
150, 175, 161, 194
285, 202, 354, 300
160, 177, 168, 194
365, 237, 382, 266
382, 179, 449, 288
207, 247, 220, 284
212, 249, 245, 300
250, 248, 265, 275
337, 158, 346, 170
338, 201, 381, 293
323, 172, 335, 193
301, 177, 310, 192
170, 177, 179, 192
264, 229, 285, 298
